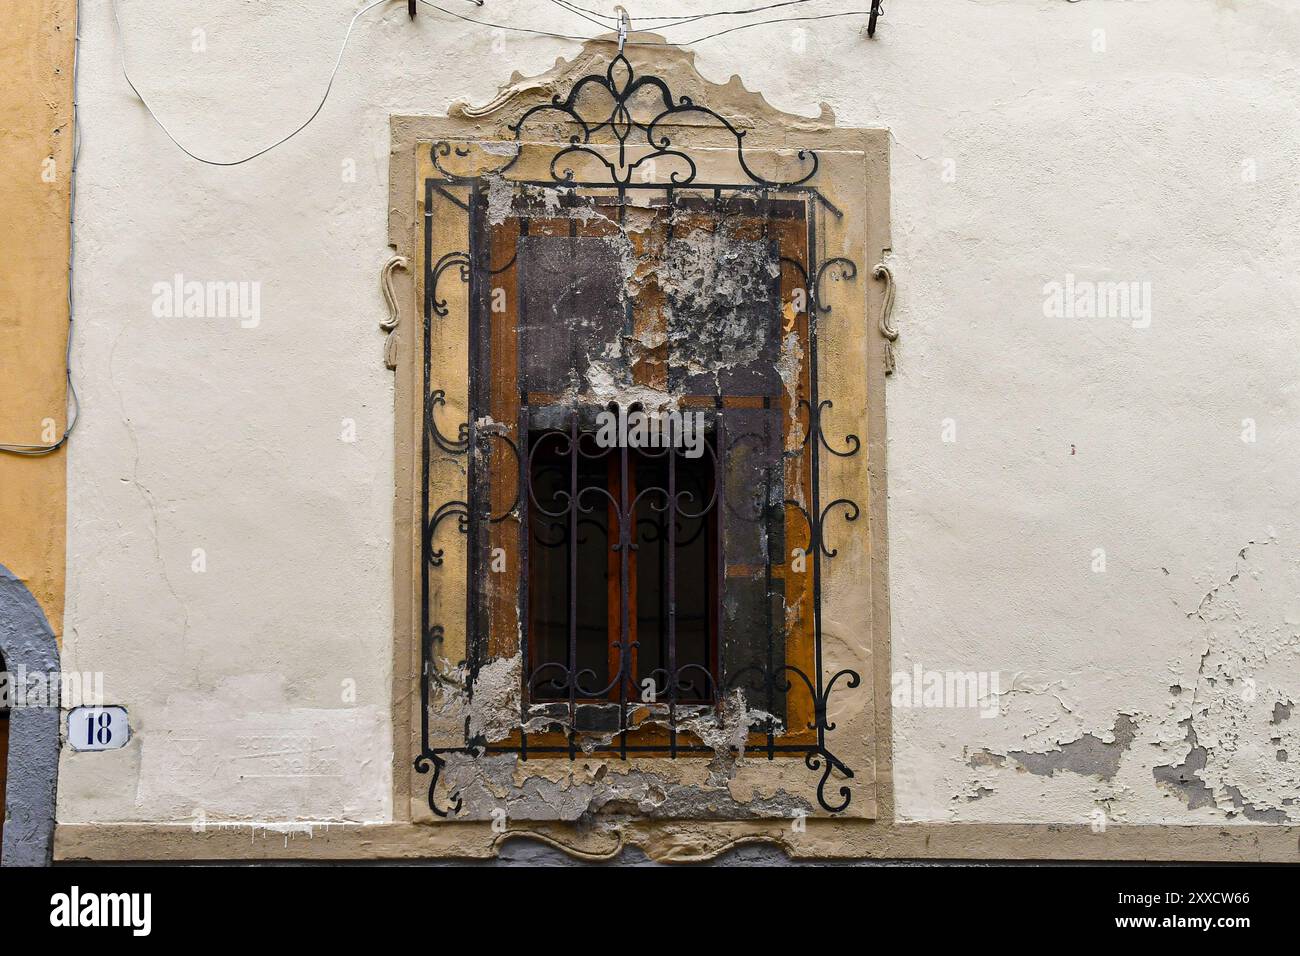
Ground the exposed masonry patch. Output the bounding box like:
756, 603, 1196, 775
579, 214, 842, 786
1146, 536, 1299, 823
659, 226, 780, 391
466, 653, 523, 744
969, 714, 1137, 781
967, 537, 1300, 823
1222, 785, 1288, 823
431, 661, 791, 819
1153, 718, 1292, 822
967, 751, 1005, 770
1152, 718, 1217, 811
442, 753, 812, 823
0, 563, 61, 867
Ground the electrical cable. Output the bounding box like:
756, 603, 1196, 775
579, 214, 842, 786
108, 0, 400, 167
107, 0, 877, 167
419, 0, 875, 47
1, 0, 877, 454
548, 0, 851, 39
545, 0, 618, 30
0, 1, 81, 456
666, 9, 874, 43
554, 0, 820, 29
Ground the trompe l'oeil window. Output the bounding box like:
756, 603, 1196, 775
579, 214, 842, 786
402, 47, 884, 821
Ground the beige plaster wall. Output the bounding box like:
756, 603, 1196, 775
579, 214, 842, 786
58, 0, 1300, 841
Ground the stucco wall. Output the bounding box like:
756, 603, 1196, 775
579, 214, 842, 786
60, 0, 1300, 837
0, 0, 74, 633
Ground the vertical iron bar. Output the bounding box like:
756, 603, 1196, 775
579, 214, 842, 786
761, 189, 777, 757
618, 181, 630, 760
807, 199, 826, 753
466, 182, 483, 697
517, 214, 530, 759
618, 437, 630, 759
714, 408, 725, 715
763, 395, 775, 759
518, 405, 530, 761
568, 410, 578, 760
613, 437, 629, 759
420, 178, 434, 760
667, 442, 677, 757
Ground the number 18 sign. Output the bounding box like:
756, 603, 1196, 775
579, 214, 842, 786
67, 706, 130, 751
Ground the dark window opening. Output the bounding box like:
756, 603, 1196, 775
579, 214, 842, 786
526, 428, 717, 704
461, 184, 817, 744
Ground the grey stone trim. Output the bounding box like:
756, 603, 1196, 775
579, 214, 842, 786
0, 563, 60, 867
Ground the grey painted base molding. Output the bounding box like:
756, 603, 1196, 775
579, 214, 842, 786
0, 563, 60, 867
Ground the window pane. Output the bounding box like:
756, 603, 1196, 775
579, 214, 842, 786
518, 234, 627, 395
633, 445, 714, 702
527, 432, 611, 700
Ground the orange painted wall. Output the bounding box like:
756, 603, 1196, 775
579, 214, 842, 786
0, 0, 75, 636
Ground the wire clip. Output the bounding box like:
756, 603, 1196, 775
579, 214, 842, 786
614, 6, 629, 53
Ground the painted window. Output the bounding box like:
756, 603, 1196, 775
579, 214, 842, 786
464, 191, 821, 734
391, 47, 890, 821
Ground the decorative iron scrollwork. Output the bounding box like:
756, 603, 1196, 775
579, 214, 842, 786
426, 390, 470, 454
798, 399, 862, 458
417, 49, 870, 817
507, 52, 818, 188
414, 624, 465, 817
413, 750, 462, 818
425, 501, 469, 567
813, 257, 858, 314
786, 498, 862, 559
428, 251, 470, 318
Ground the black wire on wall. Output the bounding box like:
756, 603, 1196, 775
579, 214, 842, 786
0, 0, 883, 455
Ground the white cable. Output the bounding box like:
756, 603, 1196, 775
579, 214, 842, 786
109, 0, 398, 167
1, 0, 875, 452
110, 0, 877, 169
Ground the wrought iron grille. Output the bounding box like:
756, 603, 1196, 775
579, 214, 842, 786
416, 53, 864, 817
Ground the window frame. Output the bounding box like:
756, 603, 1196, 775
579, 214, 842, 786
467, 188, 822, 748
386, 44, 893, 825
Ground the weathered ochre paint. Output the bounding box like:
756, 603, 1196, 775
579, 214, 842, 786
0, 0, 75, 635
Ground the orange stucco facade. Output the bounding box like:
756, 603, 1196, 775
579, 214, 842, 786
0, 0, 76, 635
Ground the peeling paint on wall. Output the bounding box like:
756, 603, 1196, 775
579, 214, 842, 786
971, 714, 1137, 781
